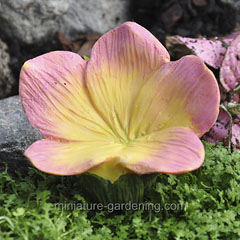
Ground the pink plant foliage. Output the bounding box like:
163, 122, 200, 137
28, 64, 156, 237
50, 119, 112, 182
203, 109, 240, 152
177, 36, 226, 69
202, 109, 230, 145
176, 33, 238, 69
177, 33, 240, 92
173, 32, 240, 153
231, 93, 239, 103
232, 124, 240, 153
220, 34, 240, 92
223, 31, 240, 44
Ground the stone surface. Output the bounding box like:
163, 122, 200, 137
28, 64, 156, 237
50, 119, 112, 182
0, 96, 42, 172
0, 0, 130, 44
0, 38, 15, 99
0, 0, 68, 44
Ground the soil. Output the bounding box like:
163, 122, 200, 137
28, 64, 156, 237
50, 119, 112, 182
131, 0, 237, 42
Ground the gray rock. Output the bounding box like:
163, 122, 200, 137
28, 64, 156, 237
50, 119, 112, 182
0, 96, 42, 172
0, 38, 15, 99
59, 0, 130, 40
0, 0, 130, 44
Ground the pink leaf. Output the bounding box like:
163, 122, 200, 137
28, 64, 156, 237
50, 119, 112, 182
220, 34, 240, 92
223, 31, 240, 44
231, 93, 239, 103
177, 36, 227, 69
176, 32, 239, 69
203, 109, 230, 144
232, 124, 240, 153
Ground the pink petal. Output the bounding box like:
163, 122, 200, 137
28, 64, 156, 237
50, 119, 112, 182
121, 127, 204, 174
129, 55, 220, 138
85, 22, 170, 142
19, 51, 114, 141
25, 139, 127, 178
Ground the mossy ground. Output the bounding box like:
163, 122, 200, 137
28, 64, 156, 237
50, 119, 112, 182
0, 142, 240, 240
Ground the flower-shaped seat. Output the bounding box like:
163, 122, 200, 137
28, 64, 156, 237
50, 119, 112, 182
19, 22, 220, 183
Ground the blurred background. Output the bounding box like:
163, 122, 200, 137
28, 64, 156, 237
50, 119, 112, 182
0, 0, 238, 99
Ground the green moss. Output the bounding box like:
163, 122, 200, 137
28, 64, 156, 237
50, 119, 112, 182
0, 141, 240, 239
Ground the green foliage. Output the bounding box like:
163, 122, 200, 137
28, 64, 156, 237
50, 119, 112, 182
0, 141, 240, 239
83, 56, 90, 61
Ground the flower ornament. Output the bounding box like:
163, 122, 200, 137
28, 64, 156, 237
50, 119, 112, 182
19, 22, 220, 183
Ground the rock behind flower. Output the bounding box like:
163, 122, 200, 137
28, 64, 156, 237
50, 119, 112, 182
0, 0, 129, 44
0, 39, 15, 99
0, 96, 42, 173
